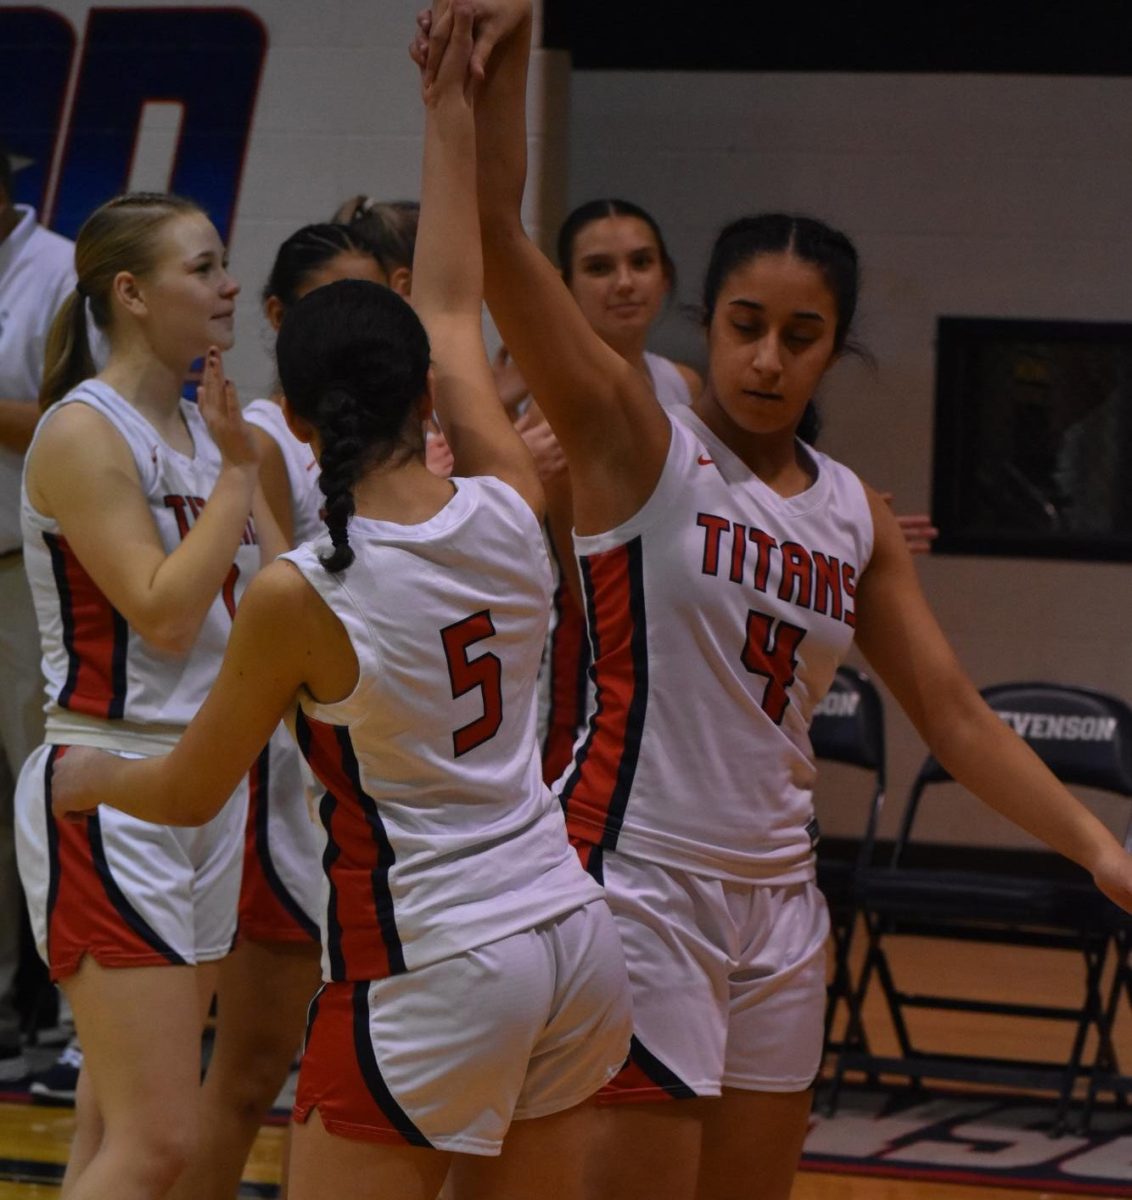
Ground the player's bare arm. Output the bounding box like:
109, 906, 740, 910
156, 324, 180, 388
855, 484, 1132, 905
49, 561, 357, 826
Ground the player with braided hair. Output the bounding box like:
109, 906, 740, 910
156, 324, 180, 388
171, 222, 390, 1200
413, 2, 1132, 1196
50, 7, 631, 1199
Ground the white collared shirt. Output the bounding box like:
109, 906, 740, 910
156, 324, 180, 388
0, 206, 75, 551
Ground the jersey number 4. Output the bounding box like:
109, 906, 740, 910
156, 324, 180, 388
742, 610, 806, 724
441, 610, 503, 757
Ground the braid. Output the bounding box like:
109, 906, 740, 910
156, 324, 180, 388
314, 387, 365, 573
275, 279, 434, 575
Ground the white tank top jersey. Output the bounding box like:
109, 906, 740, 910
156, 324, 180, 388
283, 475, 604, 983
536, 354, 693, 775
560, 406, 875, 885
21, 381, 261, 743
242, 398, 325, 544
645, 351, 694, 410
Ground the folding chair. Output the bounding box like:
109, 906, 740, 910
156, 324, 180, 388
828, 682, 1132, 1132
810, 665, 886, 1056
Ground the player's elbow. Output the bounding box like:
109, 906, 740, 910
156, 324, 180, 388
136, 614, 202, 659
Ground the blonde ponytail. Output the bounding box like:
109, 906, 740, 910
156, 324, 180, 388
39, 290, 96, 410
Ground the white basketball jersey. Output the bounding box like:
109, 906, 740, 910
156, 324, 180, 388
536, 353, 692, 778
283, 475, 603, 981
243, 398, 325, 544
560, 406, 874, 884
645, 352, 694, 410
21, 380, 260, 732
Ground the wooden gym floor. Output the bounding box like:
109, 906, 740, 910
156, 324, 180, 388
1, 932, 1128, 1198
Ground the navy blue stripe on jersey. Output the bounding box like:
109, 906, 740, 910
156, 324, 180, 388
108, 608, 128, 720
611, 537, 651, 842
559, 537, 650, 849
297, 709, 345, 979
297, 708, 404, 980
351, 981, 432, 1148
42, 747, 63, 967
87, 812, 187, 965
574, 615, 593, 732
335, 724, 405, 976
317, 788, 345, 979
543, 533, 592, 759
558, 555, 602, 807
44, 532, 79, 709
251, 744, 320, 941
43, 531, 129, 718
629, 1035, 697, 1100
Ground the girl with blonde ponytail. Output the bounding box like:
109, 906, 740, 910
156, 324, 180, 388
15, 190, 282, 1200
49, 13, 633, 1197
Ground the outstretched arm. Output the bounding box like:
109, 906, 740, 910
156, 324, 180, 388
50, 562, 357, 826
411, 0, 542, 514
854, 488, 1132, 910
426, 0, 671, 536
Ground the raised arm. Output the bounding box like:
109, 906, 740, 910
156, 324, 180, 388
459, 0, 671, 535
411, 0, 542, 514
854, 488, 1132, 910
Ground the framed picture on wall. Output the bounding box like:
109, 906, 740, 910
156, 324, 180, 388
932, 316, 1132, 561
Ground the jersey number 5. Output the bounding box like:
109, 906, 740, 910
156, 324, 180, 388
440, 610, 503, 757
742, 610, 806, 724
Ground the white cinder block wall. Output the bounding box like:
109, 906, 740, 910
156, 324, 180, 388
42, 0, 568, 399
569, 70, 1132, 847
32, 5, 1131, 847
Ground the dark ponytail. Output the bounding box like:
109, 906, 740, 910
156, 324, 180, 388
261, 223, 380, 308
276, 279, 431, 574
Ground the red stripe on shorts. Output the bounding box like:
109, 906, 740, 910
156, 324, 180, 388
45, 747, 185, 978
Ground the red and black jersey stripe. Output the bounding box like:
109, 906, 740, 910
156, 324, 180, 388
296, 710, 404, 980
244, 744, 319, 942
559, 537, 649, 850
541, 573, 591, 784
43, 532, 128, 720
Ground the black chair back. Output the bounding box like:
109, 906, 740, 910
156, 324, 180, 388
896, 682, 1132, 863
811, 665, 886, 868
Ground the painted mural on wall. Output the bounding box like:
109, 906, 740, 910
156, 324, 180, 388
2, 7, 266, 241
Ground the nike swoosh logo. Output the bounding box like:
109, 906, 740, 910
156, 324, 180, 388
697, 455, 714, 466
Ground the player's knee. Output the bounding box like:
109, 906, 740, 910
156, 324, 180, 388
108, 1115, 198, 1190
220, 1035, 296, 1120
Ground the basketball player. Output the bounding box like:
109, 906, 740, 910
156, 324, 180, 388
13, 192, 280, 1199
415, 4, 1132, 1197
50, 11, 631, 1198
170, 222, 389, 1200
